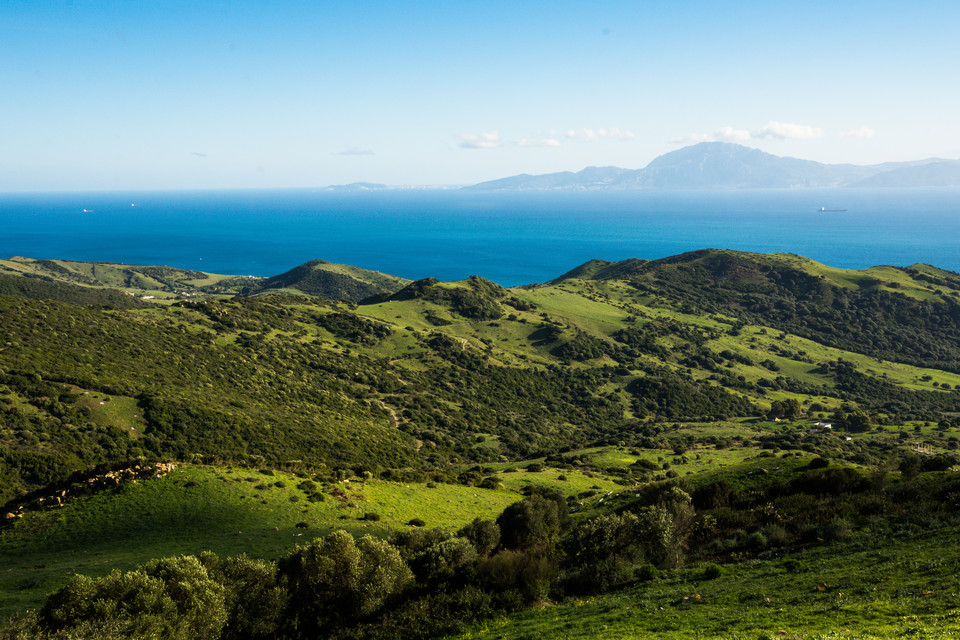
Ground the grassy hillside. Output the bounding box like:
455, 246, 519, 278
1, 249, 960, 637
454, 524, 960, 639
243, 259, 410, 301
0, 464, 527, 617
0, 256, 252, 301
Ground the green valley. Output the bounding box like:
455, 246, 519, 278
1, 249, 959, 639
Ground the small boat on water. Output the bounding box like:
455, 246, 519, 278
819, 206, 847, 212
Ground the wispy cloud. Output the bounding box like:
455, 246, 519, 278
335, 147, 375, 156
459, 131, 501, 149
839, 126, 875, 139
676, 122, 826, 144
463, 127, 634, 149
518, 137, 562, 148
190, 151, 208, 158
756, 121, 823, 140
562, 127, 635, 142
673, 126, 751, 144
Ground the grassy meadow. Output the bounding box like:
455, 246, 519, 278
454, 525, 960, 640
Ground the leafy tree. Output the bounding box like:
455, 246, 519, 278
631, 504, 679, 568
496, 494, 562, 552
457, 517, 501, 557
209, 554, 288, 640
414, 538, 479, 585
563, 512, 647, 592
389, 527, 453, 563
769, 398, 801, 420
478, 549, 555, 604
279, 530, 412, 636
39, 555, 227, 640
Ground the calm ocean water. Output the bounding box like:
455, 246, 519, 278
1, 188, 958, 286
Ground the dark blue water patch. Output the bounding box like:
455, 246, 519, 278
1, 188, 958, 286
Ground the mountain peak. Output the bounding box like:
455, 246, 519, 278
463, 143, 959, 190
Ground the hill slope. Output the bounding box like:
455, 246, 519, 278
243, 259, 410, 301
3, 249, 960, 636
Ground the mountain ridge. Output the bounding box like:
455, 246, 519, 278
460, 142, 960, 190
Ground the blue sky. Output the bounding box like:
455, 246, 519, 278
3, 0, 959, 191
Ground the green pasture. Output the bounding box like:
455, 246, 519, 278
496, 468, 622, 497
0, 465, 522, 617
454, 525, 960, 640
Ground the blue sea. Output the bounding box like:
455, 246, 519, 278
1, 188, 958, 286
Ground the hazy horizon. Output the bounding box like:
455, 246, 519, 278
4, 1, 960, 192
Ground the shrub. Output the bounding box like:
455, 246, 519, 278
563, 512, 646, 593
457, 517, 500, 557
297, 480, 318, 493
40, 555, 228, 640
700, 563, 722, 580
746, 531, 768, 549
761, 524, 790, 546
821, 517, 852, 541
408, 518, 426, 527
479, 476, 503, 490
414, 538, 479, 585
478, 550, 555, 603
390, 528, 453, 563
783, 558, 803, 573
278, 530, 412, 634
497, 494, 562, 551
636, 563, 658, 581
212, 554, 287, 640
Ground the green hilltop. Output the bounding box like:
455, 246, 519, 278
2, 249, 960, 638
242, 259, 410, 301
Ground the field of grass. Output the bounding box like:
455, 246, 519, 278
0, 464, 528, 617
454, 525, 960, 640
496, 467, 622, 497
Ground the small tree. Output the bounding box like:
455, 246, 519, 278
497, 494, 562, 552
212, 554, 288, 640
414, 537, 479, 585
279, 530, 412, 635
457, 517, 501, 557
39, 555, 227, 640
563, 512, 646, 592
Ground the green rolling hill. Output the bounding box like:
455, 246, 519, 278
1, 249, 959, 638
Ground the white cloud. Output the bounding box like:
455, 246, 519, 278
714, 126, 752, 142
567, 128, 599, 141
518, 137, 562, 148
563, 127, 635, 142
756, 121, 823, 140
839, 126, 875, 139
459, 131, 501, 149
601, 127, 636, 141
672, 126, 751, 144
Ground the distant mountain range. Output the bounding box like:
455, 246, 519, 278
464, 142, 960, 190
326, 142, 960, 191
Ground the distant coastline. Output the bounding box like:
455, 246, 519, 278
2, 188, 959, 287
324, 142, 960, 192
